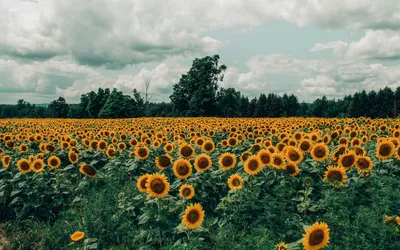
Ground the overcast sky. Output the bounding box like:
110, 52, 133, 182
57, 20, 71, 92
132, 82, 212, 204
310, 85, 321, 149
1, 0, 400, 104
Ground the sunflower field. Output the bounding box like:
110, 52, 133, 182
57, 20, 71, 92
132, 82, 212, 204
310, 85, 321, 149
0, 117, 399, 250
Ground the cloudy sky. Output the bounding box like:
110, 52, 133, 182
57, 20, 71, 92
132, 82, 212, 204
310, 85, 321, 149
1, 0, 400, 104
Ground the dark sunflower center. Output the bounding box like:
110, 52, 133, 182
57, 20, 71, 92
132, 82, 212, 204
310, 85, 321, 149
286, 165, 296, 174
34, 162, 42, 170
158, 156, 171, 167
46, 145, 55, 151
166, 145, 172, 151
379, 144, 391, 156
197, 158, 210, 169
187, 210, 200, 223
331, 132, 338, 140
177, 164, 190, 175
99, 143, 106, 149
300, 142, 310, 151
288, 150, 300, 161
254, 154, 266, 165
83, 165, 97, 176
328, 170, 342, 181
70, 154, 77, 161
248, 159, 259, 171
108, 149, 115, 156
197, 139, 204, 146
181, 146, 193, 157
138, 148, 147, 157
50, 159, 58, 166
228, 138, 236, 146
273, 157, 282, 166
341, 155, 355, 167
232, 179, 240, 187
314, 147, 326, 158
91, 142, 98, 148
119, 144, 125, 149
140, 177, 148, 189
183, 188, 191, 196
242, 153, 251, 162
150, 179, 165, 194
21, 162, 30, 170
252, 144, 261, 151
222, 156, 233, 166
357, 158, 370, 169
309, 229, 325, 246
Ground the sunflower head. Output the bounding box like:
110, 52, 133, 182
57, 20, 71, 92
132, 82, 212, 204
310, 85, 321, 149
194, 153, 212, 172
324, 166, 347, 188
146, 173, 170, 198
79, 163, 97, 177
32, 159, 45, 173
240, 151, 252, 163
376, 141, 395, 160
47, 156, 61, 169
179, 184, 195, 200
135, 146, 149, 160
202, 140, 215, 153
299, 139, 312, 152
284, 162, 300, 177
68, 150, 79, 164
156, 155, 173, 170
173, 159, 193, 179
338, 151, 356, 170
218, 153, 237, 170
17, 158, 31, 174
179, 144, 195, 158
137, 174, 151, 193
227, 174, 243, 191
356, 156, 373, 173
244, 155, 262, 176
302, 221, 330, 250
311, 143, 329, 162
1, 155, 11, 168
285, 146, 303, 164
182, 203, 205, 230
276, 242, 288, 250
271, 153, 285, 169
70, 231, 84, 242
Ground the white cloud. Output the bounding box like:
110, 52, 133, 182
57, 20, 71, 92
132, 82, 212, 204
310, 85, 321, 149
311, 30, 400, 59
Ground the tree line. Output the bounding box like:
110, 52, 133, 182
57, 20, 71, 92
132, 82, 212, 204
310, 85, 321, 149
1, 55, 399, 118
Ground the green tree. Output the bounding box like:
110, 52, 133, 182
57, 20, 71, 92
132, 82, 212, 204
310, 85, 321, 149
170, 55, 227, 116
48, 97, 69, 118
216, 88, 241, 117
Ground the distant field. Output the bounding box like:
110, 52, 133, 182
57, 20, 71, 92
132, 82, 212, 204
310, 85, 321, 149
0, 118, 399, 250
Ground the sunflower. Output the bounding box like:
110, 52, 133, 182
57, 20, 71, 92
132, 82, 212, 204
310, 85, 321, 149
240, 151, 252, 163
244, 155, 262, 175
47, 156, 61, 169
164, 142, 175, 153
117, 142, 127, 151
194, 153, 212, 172
137, 174, 151, 193
178, 144, 195, 159
173, 159, 193, 179
19, 144, 29, 152
146, 173, 170, 198
1, 155, 11, 168
155, 155, 173, 170
323, 166, 347, 188
31, 159, 45, 173
17, 158, 31, 174
182, 203, 205, 230
227, 174, 243, 191
285, 146, 303, 164
89, 140, 99, 150
299, 139, 312, 152
68, 150, 79, 164
355, 156, 373, 173
302, 221, 330, 250
337, 151, 356, 170
98, 140, 108, 151
179, 184, 195, 200
79, 163, 97, 177
311, 143, 329, 162
271, 153, 285, 169
276, 242, 288, 250
202, 140, 215, 154
218, 153, 237, 170
70, 231, 84, 242
284, 162, 300, 177
376, 140, 395, 160
135, 146, 150, 160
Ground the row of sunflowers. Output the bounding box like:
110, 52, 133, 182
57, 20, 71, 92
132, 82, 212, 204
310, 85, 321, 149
0, 117, 399, 249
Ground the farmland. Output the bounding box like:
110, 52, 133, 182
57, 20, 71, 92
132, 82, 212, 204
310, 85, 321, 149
0, 117, 399, 250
